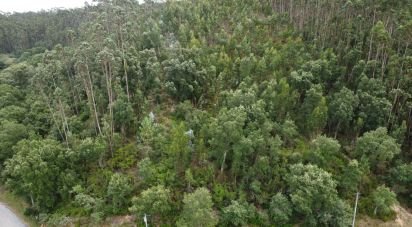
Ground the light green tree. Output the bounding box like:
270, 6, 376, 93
129, 185, 172, 223
221, 200, 253, 226
176, 187, 218, 227
306, 135, 341, 172
328, 87, 359, 137
286, 164, 351, 226
0, 120, 28, 163
299, 85, 328, 137
3, 139, 73, 210
355, 127, 400, 172
208, 107, 247, 174
371, 185, 397, 218
107, 173, 132, 214
269, 193, 292, 225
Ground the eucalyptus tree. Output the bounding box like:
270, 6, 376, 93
371, 185, 397, 218
3, 139, 76, 210
208, 106, 247, 175
306, 135, 342, 173
354, 127, 400, 173
34, 51, 72, 145
298, 84, 328, 137
357, 76, 391, 131
113, 85, 134, 135
163, 53, 213, 105
74, 42, 102, 135
101, 0, 140, 102
167, 122, 191, 175
269, 193, 292, 225
97, 39, 120, 153
129, 185, 172, 224
176, 187, 218, 227
328, 87, 359, 137
221, 200, 254, 226
390, 163, 412, 199
0, 120, 28, 163
107, 173, 132, 214
286, 164, 352, 226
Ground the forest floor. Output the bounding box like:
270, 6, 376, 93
357, 205, 412, 227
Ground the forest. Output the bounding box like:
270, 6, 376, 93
0, 0, 411, 226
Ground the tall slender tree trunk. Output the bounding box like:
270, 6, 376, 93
368, 9, 377, 61
220, 151, 227, 174
58, 97, 70, 147
103, 60, 115, 156
41, 91, 65, 144
334, 121, 341, 139
119, 24, 131, 102
85, 63, 102, 135
30, 194, 35, 207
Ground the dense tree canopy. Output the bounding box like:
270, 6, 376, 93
0, 0, 411, 225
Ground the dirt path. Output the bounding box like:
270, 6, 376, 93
357, 205, 412, 227
0, 203, 27, 227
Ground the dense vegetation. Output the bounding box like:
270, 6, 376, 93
0, 0, 411, 226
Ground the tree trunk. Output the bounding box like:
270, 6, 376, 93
120, 30, 131, 102
85, 63, 102, 135
42, 91, 65, 143
103, 60, 115, 156
334, 121, 341, 139
58, 97, 70, 147
368, 9, 376, 61
30, 194, 35, 207
220, 151, 227, 174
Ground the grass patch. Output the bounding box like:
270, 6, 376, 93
0, 186, 39, 227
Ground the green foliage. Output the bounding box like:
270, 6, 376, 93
305, 135, 342, 172
71, 137, 106, 171
208, 106, 247, 173
0, 84, 21, 108
355, 127, 400, 172
0, 105, 27, 122
176, 187, 218, 227
107, 173, 133, 214
129, 185, 172, 223
221, 200, 254, 226
370, 186, 397, 219
109, 143, 138, 170
0, 0, 411, 225
72, 185, 104, 219
163, 56, 210, 103
338, 160, 363, 197
135, 49, 161, 95
261, 78, 298, 122
390, 164, 412, 206
357, 77, 391, 131
390, 163, 412, 191
298, 85, 328, 136
328, 87, 359, 135
167, 121, 191, 174
212, 183, 236, 207
0, 120, 28, 163
113, 91, 134, 133
3, 139, 78, 210
269, 193, 292, 225
139, 116, 157, 146
286, 164, 352, 226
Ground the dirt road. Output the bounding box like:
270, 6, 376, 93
0, 203, 26, 227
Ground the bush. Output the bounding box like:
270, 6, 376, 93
108, 143, 139, 170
